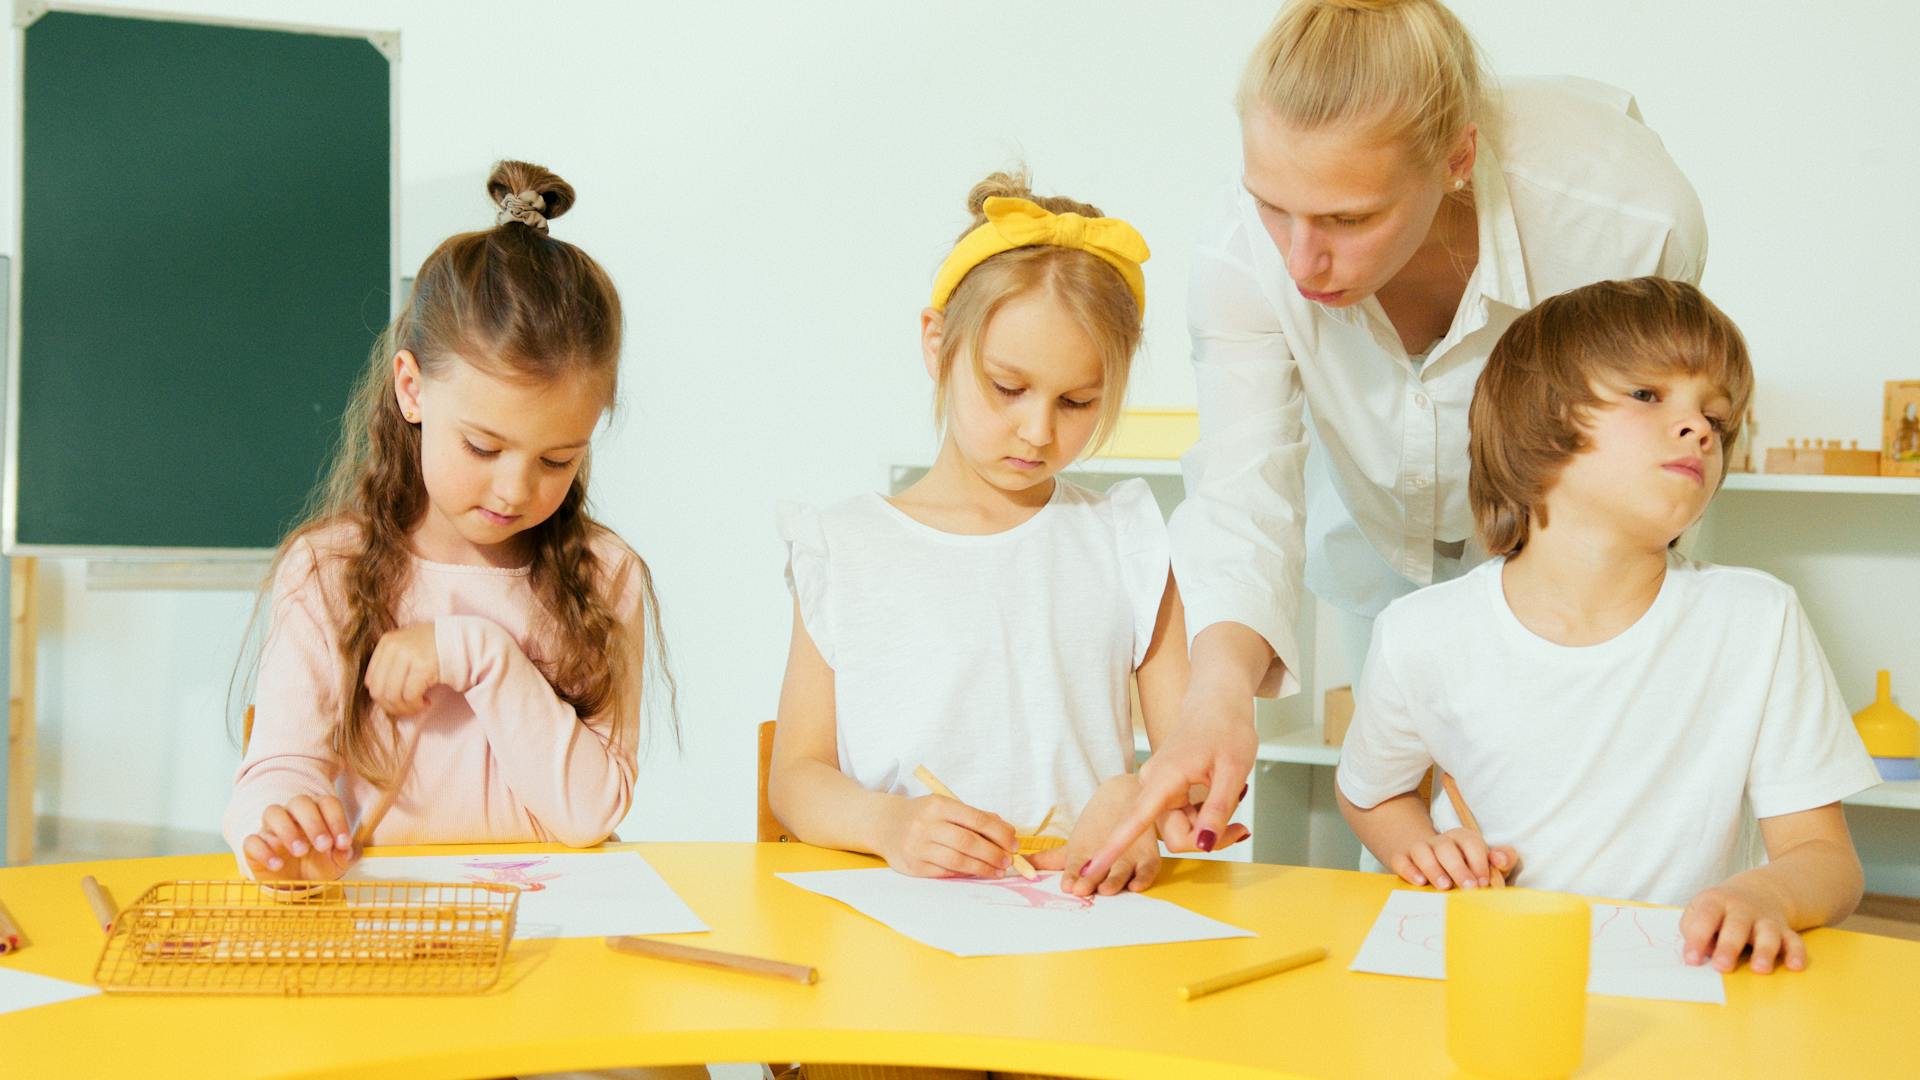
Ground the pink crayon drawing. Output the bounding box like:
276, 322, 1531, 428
462, 857, 563, 892
969, 875, 1094, 913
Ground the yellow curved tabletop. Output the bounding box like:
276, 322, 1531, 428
1, 841, 1915, 1079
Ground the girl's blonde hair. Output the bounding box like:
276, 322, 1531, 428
1237, 0, 1491, 171
932, 169, 1142, 455
241, 160, 673, 785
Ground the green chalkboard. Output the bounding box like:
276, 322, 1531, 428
13, 10, 392, 552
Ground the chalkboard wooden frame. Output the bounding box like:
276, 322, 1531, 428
4, 2, 399, 558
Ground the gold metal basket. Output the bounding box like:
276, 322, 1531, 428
94, 879, 519, 996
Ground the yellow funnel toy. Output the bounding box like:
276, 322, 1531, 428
1854, 670, 1918, 759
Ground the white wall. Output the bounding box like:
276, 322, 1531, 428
10, 3, 1920, 861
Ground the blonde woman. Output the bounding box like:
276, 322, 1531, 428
1090, 0, 1706, 872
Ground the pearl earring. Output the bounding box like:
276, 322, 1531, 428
1453, 177, 1466, 191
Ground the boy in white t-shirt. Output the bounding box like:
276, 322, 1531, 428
1336, 277, 1878, 976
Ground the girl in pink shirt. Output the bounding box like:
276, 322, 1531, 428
223, 160, 673, 882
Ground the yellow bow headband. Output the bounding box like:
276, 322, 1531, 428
930, 196, 1150, 315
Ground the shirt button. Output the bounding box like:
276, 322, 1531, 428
1413, 393, 1430, 409
1409, 475, 1429, 490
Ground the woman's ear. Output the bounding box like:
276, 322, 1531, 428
392, 349, 425, 423
919, 308, 945, 383
1448, 123, 1479, 187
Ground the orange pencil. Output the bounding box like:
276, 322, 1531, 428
352, 726, 423, 849
1440, 772, 1505, 888
0, 894, 21, 953
605, 935, 818, 985
80, 875, 116, 933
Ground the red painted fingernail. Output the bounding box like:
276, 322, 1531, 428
1238, 783, 1249, 800
1078, 861, 1092, 877
1197, 830, 1216, 852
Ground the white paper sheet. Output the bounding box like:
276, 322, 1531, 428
0, 966, 100, 1016
777, 868, 1254, 957
1349, 889, 1726, 1004
348, 851, 708, 939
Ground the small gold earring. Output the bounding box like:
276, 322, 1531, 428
405, 410, 419, 422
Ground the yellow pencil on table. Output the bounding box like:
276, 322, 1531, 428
0, 894, 22, 953
352, 726, 423, 849
1439, 772, 1505, 888
1178, 946, 1328, 1001
606, 935, 817, 985
80, 875, 116, 934
912, 765, 1036, 880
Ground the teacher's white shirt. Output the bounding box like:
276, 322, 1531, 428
1172, 76, 1705, 698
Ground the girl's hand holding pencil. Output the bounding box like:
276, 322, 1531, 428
241, 727, 421, 882
874, 788, 1020, 880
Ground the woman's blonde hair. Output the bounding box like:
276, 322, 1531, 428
1237, 0, 1491, 171
239, 160, 673, 785
932, 169, 1142, 455
1469, 277, 1754, 556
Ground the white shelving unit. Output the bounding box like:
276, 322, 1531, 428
1135, 729, 1920, 812
1719, 472, 1920, 495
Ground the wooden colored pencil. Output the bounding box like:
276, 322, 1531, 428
605, 935, 817, 984
912, 765, 1037, 880
1178, 945, 1328, 1001
80, 875, 116, 934
0, 895, 21, 953
352, 726, 423, 849
1440, 772, 1505, 888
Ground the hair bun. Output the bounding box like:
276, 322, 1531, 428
487, 160, 577, 229
958, 166, 1105, 241
965, 169, 1036, 218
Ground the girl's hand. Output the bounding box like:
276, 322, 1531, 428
241, 794, 355, 882
1156, 799, 1250, 856
1080, 677, 1259, 881
1393, 827, 1517, 891
1681, 880, 1805, 974
365, 623, 441, 717
875, 794, 1018, 879
1043, 775, 1163, 897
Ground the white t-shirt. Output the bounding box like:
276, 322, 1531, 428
1173, 76, 1706, 698
1336, 554, 1879, 906
777, 478, 1170, 837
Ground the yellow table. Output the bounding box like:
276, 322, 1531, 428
2, 842, 1915, 1079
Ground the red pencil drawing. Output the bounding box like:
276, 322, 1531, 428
1394, 904, 1683, 964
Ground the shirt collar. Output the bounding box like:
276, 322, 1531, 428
1468, 140, 1530, 312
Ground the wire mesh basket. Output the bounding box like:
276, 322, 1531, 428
94, 879, 519, 996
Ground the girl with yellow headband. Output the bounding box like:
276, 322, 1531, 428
767, 170, 1245, 944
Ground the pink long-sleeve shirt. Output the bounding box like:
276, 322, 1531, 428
222, 522, 645, 868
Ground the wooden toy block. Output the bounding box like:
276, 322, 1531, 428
1763, 438, 1882, 476
1323, 685, 1354, 747
1885, 380, 1920, 477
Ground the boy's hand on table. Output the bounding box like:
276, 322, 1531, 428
1393, 827, 1516, 891
1682, 880, 1805, 974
